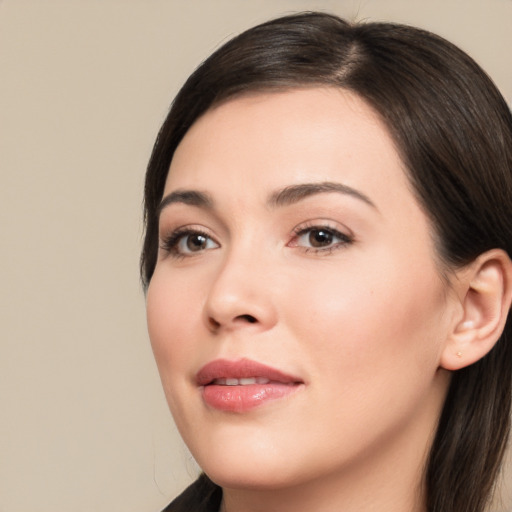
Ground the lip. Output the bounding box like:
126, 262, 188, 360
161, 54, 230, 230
196, 358, 304, 412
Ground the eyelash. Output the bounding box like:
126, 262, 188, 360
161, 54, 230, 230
160, 227, 219, 259
159, 223, 354, 259
290, 223, 354, 254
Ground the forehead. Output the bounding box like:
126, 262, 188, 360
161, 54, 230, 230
165, 87, 409, 208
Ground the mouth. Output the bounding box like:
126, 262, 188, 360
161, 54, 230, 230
196, 358, 304, 412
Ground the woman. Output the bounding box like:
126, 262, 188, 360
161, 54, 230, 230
141, 12, 512, 512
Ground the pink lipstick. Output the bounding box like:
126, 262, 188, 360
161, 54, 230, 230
196, 358, 303, 412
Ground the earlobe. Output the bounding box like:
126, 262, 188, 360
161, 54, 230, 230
440, 249, 512, 371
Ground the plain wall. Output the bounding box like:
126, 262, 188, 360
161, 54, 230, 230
1, 1, 511, 511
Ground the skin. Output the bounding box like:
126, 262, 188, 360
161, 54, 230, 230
146, 88, 463, 512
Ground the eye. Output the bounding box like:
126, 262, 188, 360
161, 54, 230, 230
290, 224, 353, 253
160, 228, 219, 258
301, 228, 337, 248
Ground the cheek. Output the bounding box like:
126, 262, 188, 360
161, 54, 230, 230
146, 268, 204, 386
278, 253, 449, 462
287, 248, 448, 384
146, 272, 210, 435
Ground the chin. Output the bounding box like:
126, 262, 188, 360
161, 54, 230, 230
192, 441, 306, 491
204, 464, 297, 491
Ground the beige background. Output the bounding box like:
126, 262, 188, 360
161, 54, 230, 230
1, 1, 511, 511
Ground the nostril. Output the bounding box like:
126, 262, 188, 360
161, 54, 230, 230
237, 314, 257, 323
208, 317, 221, 330
207, 314, 258, 331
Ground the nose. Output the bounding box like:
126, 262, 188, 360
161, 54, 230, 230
203, 249, 278, 334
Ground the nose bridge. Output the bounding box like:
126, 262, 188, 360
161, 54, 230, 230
203, 235, 277, 331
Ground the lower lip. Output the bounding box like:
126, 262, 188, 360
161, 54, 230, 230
201, 383, 301, 412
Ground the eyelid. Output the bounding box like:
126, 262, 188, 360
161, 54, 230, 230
290, 219, 354, 239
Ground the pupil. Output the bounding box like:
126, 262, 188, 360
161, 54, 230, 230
309, 229, 332, 247
187, 234, 207, 251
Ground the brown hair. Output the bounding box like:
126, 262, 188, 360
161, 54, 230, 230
142, 12, 512, 512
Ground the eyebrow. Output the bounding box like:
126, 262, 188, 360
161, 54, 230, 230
158, 181, 377, 215
158, 189, 214, 215
268, 181, 377, 210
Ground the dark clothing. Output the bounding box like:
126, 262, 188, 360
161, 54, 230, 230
161, 474, 222, 512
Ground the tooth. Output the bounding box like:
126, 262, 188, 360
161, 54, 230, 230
212, 377, 272, 386
239, 378, 257, 385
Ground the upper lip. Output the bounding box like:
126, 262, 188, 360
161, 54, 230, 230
196, 358, 303, 386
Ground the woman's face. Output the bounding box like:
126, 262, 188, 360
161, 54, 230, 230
146, 88, 457, 490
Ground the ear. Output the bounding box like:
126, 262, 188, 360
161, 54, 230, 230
440, 249, 512, 371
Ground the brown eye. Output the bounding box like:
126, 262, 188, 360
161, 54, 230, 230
292, 225, 353, 253
161, 229, 219, 257
308, 229, 334, 247
186, 233, 208, 252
